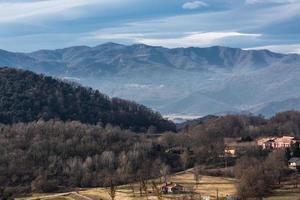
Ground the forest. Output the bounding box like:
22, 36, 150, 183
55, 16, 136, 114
0, 67, 175, 132
1, 111, 300, 198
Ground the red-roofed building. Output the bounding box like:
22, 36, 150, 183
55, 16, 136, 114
257, 136, 300, 150
160, 182, 183, 194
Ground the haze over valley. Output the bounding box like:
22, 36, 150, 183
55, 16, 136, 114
1, 43, 300, 118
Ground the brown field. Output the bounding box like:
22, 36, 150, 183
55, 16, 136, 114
16, 171, 300, 200
16, 170, 236, 200
264, 174, 300, 200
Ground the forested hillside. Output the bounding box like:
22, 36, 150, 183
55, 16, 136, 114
0, 121, 181, 198
0, 67, 175, 132
1, 111, 300, 198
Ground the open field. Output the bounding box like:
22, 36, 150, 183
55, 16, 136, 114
16, 171, 300, 200
16, 170, 236, 200
264, 174, 300, 200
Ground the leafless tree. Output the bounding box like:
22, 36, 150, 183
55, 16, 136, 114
106, 179, 117, 200
180, 151, 190, 171
264, 149, 288, 185
152, 181, 163, 200
193, 165, 203, 188
160, 163, 170, 183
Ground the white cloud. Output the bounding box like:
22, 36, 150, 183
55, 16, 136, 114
136, 32, 262, 48
83, 30, 262, 48
182, 1, 208, 10
125, 84, 165, 90
91, 33, 145, 40
0, 0, 125, 23
245, 0, 297, 4
246, 44, 300, 54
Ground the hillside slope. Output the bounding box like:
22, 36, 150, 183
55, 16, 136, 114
0, 67, 175, 132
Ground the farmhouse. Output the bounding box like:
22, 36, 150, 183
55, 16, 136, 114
224, 137, 257, 157
160, 182, 183, 194
257, 136, 300, 150
288, 157, 300, 171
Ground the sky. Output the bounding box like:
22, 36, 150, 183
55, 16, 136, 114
0, 0, 300, 53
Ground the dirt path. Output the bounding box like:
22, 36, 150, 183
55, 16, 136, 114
16, 192, 94, 200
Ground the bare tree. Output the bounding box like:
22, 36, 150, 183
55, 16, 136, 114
180, 151, 190, 171
193, 165, 203, 188
140, 177, 149, 200
160, 163, 170, 183
152, 181, 163, 200
264, 149, 288, 185
107, 180, 117, 200
105, 175, 118, 200
236, 166, 271, 200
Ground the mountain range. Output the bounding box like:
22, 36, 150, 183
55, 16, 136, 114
1, 43, 300, 118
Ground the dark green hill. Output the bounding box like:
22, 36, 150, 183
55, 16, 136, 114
0, 67, 175, 132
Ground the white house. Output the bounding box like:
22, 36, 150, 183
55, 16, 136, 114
288, 157, 300, 170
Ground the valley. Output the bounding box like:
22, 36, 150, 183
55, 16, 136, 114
1, 44, 300, 117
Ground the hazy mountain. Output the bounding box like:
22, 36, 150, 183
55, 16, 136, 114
251, 98, 300, 117
1, 43, 300, 117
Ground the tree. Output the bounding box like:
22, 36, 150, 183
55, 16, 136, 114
193, 165, 203, 188
291, 142, 300, 157
105, 176, 118, 200
264, 150, 288, 185
234, 156, 261, 178
180, 151, 190, 171
237, 166, 271, 200
160, 163, 170, 183
151, 181, 162, 200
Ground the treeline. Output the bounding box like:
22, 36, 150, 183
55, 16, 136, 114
0, 67, 175, 132
0, 120, 181, 199
165, 111, 300, 166
235, 150, 289, 199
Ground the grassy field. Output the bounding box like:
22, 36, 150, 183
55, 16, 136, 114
16, 171, 300, 200
16, 170, 236, 200
264, 174, 300, 200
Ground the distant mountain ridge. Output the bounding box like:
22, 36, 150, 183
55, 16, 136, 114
1, 43, 300, 117
251, 98, 300, 117
2, 43, 298, 76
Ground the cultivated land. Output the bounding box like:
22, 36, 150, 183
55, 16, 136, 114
16, 171, 300, 200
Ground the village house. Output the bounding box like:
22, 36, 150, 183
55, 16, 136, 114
257, 136, 300, 150
288, 157, 300, 171
160, 182, 184, 194
224, 137, 257, 157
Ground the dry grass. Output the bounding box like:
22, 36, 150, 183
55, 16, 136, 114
16, 170, 300, 200
16, 170, 236, 200
264, 174, 300, 200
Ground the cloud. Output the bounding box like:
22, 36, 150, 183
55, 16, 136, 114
84, 29, 262, 48
246, 44, 300, 54
125, 84, 165, 90
0, 0, 299, 52
0, 0, 124, 23
136, 32, 262, 48
182, 1, 208, 10
245, 0, 297, 4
